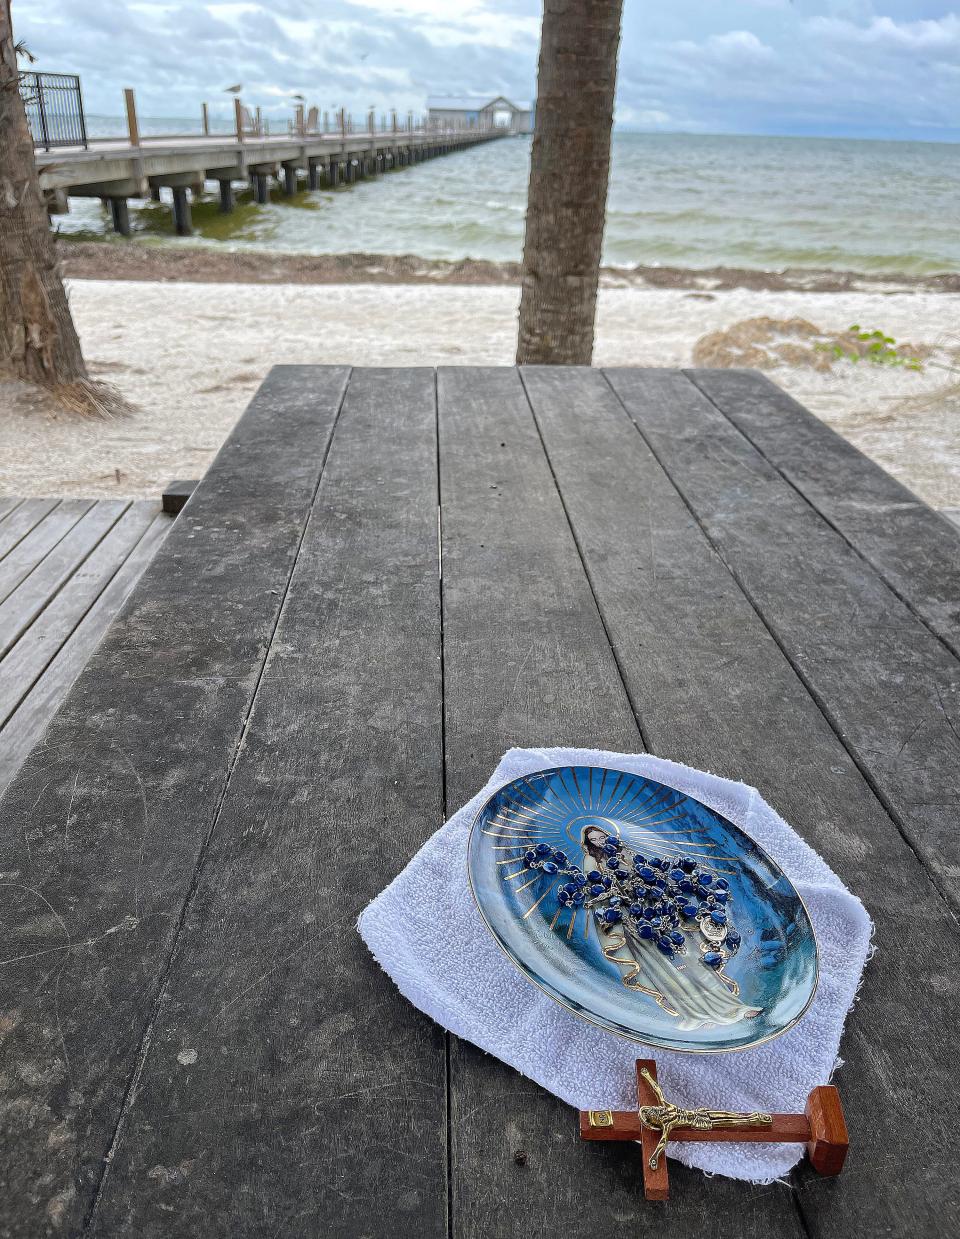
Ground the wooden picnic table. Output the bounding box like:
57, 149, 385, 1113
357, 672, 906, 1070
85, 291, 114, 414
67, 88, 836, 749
2, 366, 958, 1237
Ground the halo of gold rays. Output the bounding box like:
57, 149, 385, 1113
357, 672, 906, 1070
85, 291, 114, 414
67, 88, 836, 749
481, 766, 741, 942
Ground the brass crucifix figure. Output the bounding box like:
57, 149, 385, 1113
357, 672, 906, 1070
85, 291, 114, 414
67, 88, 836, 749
637, 1066, 772, 1171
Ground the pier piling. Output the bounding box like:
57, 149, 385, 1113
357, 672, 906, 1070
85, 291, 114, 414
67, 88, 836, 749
109, 197, 131, 236
171, 186, 191, 236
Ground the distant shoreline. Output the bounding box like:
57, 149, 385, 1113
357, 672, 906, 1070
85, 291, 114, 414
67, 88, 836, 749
56, 240, 960, 295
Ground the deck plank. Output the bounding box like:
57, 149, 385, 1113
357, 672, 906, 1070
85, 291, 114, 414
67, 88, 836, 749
0, 496, 23, 525
0, 366, 350, 1238
688, 368, 960, 659
0, 497, 61, 564
523, 364, 960, 1237
89, 369, 447, 1238
0, 499, 130, 661
437, 367, 800, 1237
0, 498, 94, 604
606, 368, 960, 917
0, 504, 165, 790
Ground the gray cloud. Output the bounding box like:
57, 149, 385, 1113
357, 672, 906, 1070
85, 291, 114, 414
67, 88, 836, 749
13, 0, 960, 140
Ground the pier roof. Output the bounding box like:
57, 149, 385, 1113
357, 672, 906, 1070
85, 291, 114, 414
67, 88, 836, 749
427, 94, 532, 112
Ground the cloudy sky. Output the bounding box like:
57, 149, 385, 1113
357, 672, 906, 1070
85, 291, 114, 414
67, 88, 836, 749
14, 0, 960, 142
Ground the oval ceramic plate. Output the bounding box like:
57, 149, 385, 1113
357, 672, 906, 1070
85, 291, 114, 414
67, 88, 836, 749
467, 765, 818, 1052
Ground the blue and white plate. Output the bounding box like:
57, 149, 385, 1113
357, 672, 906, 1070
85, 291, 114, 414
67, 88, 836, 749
467, 765, 818, 1053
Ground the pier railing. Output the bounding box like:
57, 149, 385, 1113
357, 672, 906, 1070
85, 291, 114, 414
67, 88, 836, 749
27, 81, 502, 152
19, 71, 88, 151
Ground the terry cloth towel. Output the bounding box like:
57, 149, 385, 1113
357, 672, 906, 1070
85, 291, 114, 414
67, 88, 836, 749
358, 747, 872, 1183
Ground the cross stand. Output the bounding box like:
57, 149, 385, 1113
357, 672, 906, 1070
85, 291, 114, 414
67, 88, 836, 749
580, 1059, 848, 1201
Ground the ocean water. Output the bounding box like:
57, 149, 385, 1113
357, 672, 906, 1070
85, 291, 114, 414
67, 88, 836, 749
55, 129, 960, 275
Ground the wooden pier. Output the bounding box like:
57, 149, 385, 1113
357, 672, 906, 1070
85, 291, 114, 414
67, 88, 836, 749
36, 107, 503, 236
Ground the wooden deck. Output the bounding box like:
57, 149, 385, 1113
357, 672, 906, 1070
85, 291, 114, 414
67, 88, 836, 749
1, 366, 958, 1236
0, 498, 170, 798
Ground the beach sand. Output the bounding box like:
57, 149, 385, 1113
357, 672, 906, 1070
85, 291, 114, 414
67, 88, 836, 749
1, 274, 958, 508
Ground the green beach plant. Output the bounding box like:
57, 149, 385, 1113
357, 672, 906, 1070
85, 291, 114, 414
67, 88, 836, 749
824, 325, 924, 371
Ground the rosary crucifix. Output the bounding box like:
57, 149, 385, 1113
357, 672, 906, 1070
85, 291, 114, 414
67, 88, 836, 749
580, 1059, 848, 1200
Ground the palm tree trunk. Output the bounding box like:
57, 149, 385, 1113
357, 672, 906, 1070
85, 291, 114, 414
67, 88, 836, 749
0, 0, 87, 387
516, 0, 623, 365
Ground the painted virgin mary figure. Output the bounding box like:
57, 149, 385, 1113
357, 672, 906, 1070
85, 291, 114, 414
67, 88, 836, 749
578, 825, 762, 1031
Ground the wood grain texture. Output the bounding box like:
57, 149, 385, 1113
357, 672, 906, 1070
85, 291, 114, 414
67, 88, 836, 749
89, 369, 447, 1238
805, 1087, 848, 1177
522, 365, 960, 1236
580, 1109, 644, 1140
438, 367, 799, 1237
0, 366, 349, 1238
0, 498, 57, 561
0, 503, 158, 729
0, 499, 92, 603
0, 496, 23, 525
0, 499, 129, 660
2, 365, 957, 1235
0, 509, 169, 798
606, 367, 960, 920
687, 368, 960, 659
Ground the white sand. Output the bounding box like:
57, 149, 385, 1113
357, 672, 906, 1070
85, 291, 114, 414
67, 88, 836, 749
2, 279, 958, 508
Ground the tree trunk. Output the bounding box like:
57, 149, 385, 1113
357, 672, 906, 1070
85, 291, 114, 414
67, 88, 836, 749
0, 0, 87, 387
516, 0, 623, 365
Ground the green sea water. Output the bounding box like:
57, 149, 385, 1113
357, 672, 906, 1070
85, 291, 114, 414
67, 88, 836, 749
55, 128, 960, 276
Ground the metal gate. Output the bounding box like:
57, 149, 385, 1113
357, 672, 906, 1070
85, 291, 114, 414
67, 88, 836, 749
18, 71, 88, 150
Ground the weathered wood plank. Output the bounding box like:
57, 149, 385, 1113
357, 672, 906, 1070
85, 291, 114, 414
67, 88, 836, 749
0, 509, 169, 799
606, 368, 960, 917
0, 496, 23, 526
0, 502, 159, 731
437, 367, 801, 1237
0, 498, 57, 560
89, 369, 446, 1238
0, 500, 89, 599
524, 364, 960, 1237
0, 366, 350, 1238
687, 368, 960, 659
0, 499, 129, 661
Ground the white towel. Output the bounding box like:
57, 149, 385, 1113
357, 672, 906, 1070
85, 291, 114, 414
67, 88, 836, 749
358, 746, 872, 1183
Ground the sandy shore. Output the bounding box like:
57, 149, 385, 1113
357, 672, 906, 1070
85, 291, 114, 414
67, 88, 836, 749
2, 273, 958, 508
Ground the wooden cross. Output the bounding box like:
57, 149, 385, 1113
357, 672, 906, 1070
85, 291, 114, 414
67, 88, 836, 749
580, 1059, 848, 1201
